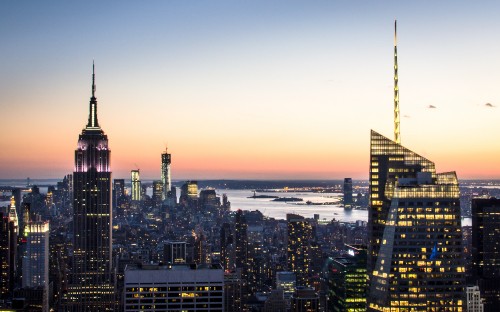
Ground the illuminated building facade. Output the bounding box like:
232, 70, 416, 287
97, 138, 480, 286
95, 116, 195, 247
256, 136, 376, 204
152, 180, 163, 206
0, 212, 11, 298
276, 271, 296, 300
22, 220, 50, 312
161, 147, 172, 200
181, 181, 198, 201
123, 264, 224, 311
325, 244, 366, 312
471, 197, 500, 312
131, 169, 141, 201
287, 214, 312, 287
66, 64, 114, 310
367, 130, 465, 310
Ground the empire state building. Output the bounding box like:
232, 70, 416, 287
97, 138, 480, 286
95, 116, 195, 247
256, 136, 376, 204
65, 64, 114, 311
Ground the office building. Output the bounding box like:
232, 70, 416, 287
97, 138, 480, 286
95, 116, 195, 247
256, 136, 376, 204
263, 289, 287, 312
163, 241, 187, 264
343, 178, 353, 209
0, 212, 11, 298
325, 244, 366, 311
152, 180, 163, 206
290, 287, 319, 312
467, 286, 484, 312
367, 22, 464, 310
367, 131, 465, 310
181, 181, 198, 201
220, 222, 234, 271
66, 64, 114, 310
161, 147, 172, 200
276, 271, 296, 300
471, 197, 500, 312
22, 220, 50, 312
287, 214, 312, 286
113, 179, 125, 210
224, 269, 242, 312
131, 169, 141, 201
123, 264, 224, 311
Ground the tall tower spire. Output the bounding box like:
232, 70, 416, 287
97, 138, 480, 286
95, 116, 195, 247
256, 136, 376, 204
92, 60, 96, 98
394, 20, 401, 144
87, 61, 100, 129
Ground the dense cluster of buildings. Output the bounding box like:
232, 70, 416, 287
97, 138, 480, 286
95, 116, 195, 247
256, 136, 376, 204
1, 24, 499, 311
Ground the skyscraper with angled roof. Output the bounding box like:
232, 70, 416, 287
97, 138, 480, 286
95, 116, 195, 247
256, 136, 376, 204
366, 21, 465, 310
367, 131, 465, 310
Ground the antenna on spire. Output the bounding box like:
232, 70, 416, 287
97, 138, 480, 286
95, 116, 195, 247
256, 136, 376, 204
92, 60, 96, 98
394, 20, 401, 144
86, 61, 100, 129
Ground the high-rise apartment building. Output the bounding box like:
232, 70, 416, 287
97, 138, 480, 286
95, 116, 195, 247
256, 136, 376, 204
287, 214, 312, 287
66, 64, 114, 310
220, 222, 234, 271
161, 147, 172, 200
0, 212, 11, 298
471, 197, 500, 312
367, 131, 465, 310
234, 210, 249, 304
131, 169, 141, 201
22, 220, 50, 312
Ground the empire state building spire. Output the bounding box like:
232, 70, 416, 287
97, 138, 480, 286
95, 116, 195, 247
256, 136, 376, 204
87, 62, 100, 129
394, 20, 401, 144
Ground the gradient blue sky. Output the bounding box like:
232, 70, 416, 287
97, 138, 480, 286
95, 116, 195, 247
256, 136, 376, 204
1, 1, 499, 179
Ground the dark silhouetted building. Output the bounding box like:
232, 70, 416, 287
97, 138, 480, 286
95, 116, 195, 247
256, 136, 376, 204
113, 179, 125, 210
343, 178, 353, 209
471, 197, 500, 312
163, 241, 187, 264
65, 64, 114, 310
220, 222, 234, 271
291, 287, 319, 312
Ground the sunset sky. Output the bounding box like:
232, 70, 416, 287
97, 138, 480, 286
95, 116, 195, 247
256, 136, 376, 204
1, 1, 499, 180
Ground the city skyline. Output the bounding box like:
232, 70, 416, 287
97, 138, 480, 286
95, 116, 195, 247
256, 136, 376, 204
1, 1, 500, 180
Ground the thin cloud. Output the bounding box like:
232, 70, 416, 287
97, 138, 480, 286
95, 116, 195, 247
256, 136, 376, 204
485, 103, 495, 108
403, 115, 410, 118
427, 105, 437, 109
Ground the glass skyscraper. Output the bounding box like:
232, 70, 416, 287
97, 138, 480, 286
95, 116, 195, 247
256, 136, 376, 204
161, 147, 172, 200
367, 130, 465, 310
66, 65, 114, 311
